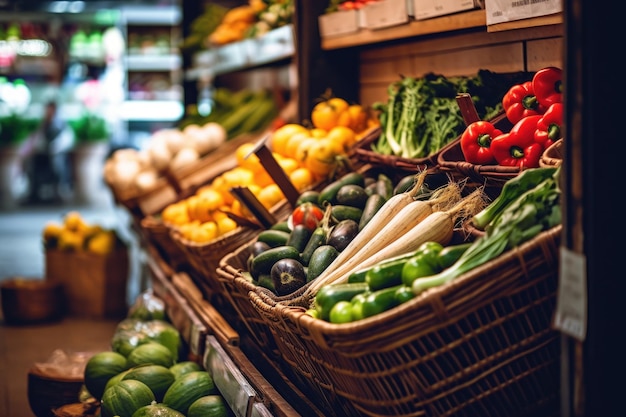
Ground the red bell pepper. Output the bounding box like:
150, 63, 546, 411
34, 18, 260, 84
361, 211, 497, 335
534, 102, 563, 149
460, 120, 502, 165
532, 66, 563, 108
502, 81, 545, 125
491, 115, 544, 169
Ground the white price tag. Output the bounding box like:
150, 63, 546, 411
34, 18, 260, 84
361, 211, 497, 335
553, 247, 587, 341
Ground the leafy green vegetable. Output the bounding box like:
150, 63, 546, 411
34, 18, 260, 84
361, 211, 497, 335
371, 70, 533, 159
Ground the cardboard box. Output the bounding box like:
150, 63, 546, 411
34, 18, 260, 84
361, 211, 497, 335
485, 0, 562, 25
361, 0, 410, 30
318, 9, 360, 38
45, 247, 129, 319
413, 0, 484, 20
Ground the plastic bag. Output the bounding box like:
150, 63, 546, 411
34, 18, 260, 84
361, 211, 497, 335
127, 288, 167, 321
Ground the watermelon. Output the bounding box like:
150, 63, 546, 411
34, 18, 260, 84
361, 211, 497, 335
122, 364, 176, 402
104, 369, 131, 393
187, 395, 231, 417
162, 371, 218, 415
131, 403, 184, 417
84, 351, 128, 400
100, 379, 155, 417
112, 319, 181, 359
126, 342, 175, 369
169, 361, 201, 379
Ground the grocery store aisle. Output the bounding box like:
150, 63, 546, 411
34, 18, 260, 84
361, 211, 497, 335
0, 192, 145, 417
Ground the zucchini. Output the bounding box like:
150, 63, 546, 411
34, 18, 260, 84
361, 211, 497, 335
365, 258, 407, 291
250, 245, 300, 280
315, 282, 369, 321
437, 242, 473, 270
347, 250, 419, 284
393, 174, 417, 195
336, 184, 369, 209
286, 224, 312, 253
296, 190, 322, 207
358, 193, 386, 231
361, 285, 404, 319
318, 172, 365, 206
306, 245, 339, 283
270, 221, 291, 233
301, 226, 327, 266
256, 229, 291, 248
331, 205, 363, 223
375, 173, 394, 200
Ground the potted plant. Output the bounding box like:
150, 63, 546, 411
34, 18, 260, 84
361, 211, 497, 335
68, 111, 110, 204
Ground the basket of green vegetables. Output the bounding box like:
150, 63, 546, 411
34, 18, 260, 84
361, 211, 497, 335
354, 70, 525, 173
250, 166, 563, 417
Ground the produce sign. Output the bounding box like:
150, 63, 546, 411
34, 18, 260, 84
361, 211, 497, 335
460, 66, 563, 169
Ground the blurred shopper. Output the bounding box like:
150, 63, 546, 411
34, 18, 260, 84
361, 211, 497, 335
23, 100, 72, 204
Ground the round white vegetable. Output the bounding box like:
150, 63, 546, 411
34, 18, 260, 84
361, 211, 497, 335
169, 147, 200, 172
149, 142, 172, 173
202, 122, 227, 149
113, 158, 142, 190
112, 148, 140, 163
163, 129, 187, 155
135, 169, 159, 192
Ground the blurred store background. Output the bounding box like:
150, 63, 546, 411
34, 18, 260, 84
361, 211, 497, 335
0, 0, 182, 209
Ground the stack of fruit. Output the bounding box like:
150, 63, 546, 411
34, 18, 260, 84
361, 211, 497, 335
43, 211, 121, 256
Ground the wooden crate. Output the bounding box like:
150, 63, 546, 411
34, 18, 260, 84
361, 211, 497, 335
45, 247, 129, 319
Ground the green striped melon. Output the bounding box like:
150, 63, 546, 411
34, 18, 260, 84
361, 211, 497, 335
131, 403, 184, 417
100, 379, 155, 417
169, 361, 201, 379
122, 364, 175, 402
103, 368, 131, 393
126, 342, 174, 369
162, 371, 218, 415
187, 395, 231, 417
84, 351, 128, 400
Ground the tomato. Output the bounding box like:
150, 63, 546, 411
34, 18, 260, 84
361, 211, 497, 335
305, 138, 344, 178
291, 202, 324, 231
311, 97, 350, 131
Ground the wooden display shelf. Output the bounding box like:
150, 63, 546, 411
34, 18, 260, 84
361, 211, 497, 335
321, 9, 563, 50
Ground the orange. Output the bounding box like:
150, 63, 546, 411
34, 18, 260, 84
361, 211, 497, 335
216, 216, 238, 236
277, 157, 299, 175
326, 126, 357, 152
310, 128, 327, 139
294, 137, 319, 167
284, 131, 313, 160
269, 123, 309, 155
311, 97, 350, 131
289, 167, 315, 192
257, 184, 285, 209
235, 142, 264, 173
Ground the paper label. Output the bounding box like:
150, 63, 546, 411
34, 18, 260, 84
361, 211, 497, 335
553, 247, 587, 341
485, 0, 562, 25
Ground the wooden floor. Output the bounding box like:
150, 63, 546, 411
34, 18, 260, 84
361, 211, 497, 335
0, 194, 144, 417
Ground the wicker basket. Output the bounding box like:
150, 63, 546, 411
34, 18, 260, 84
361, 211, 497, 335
437, 112, 517, 189
171, 200, 293, 297
249, 226, 562, 417
540, 138, 564, 168
139, 215, 188, 270
351, 126, 445, 173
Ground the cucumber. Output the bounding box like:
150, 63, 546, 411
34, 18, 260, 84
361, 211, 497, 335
365, 258, 406, 291
250, 245, 300, 280
286, 224, 312, 253
437, 242, 472, 270
257, 274, 276, 292
348, 250, 419, 284
306, 245, 339, 283
315, 282, 369, 321
393, 174, 417, 195
375, 173, 394, 200
331, 205, 363, 223
270, 221, 292, 233
336, 184, 369, 209
300, 226, 327, 266
318, 172, 365, 206
257, 229, 290, 248
361, 285, 404, 319
358, 193, 386, 231
296, 190, 322, 207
